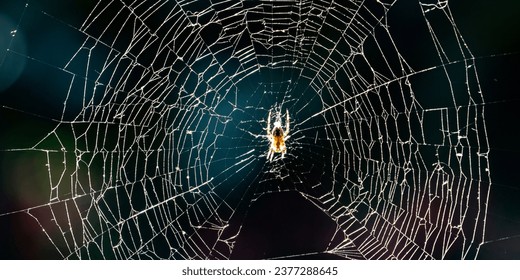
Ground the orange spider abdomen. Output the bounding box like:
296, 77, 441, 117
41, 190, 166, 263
274, 137, 283, 151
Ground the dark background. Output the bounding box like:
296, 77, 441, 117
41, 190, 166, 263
0, 0, 519, 259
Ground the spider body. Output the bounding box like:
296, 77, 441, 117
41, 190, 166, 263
266, 109, 290, 161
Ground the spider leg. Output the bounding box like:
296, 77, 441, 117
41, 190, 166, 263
267, 109, 271, 136
285, 109, 289, 136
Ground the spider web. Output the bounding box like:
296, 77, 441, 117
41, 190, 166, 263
0, 0, 496, 259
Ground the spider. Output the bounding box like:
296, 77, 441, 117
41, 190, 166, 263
266, 108, 290, 161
